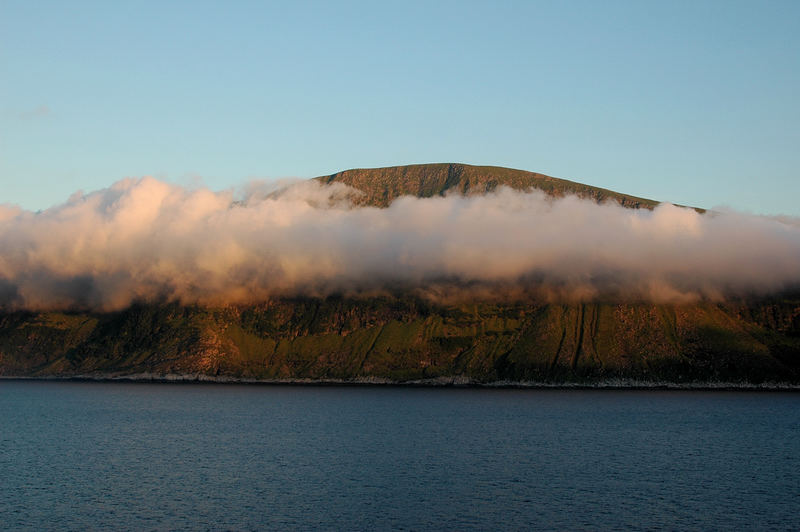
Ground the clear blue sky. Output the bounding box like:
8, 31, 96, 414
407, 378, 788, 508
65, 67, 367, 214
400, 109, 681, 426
2, 0, 798, 214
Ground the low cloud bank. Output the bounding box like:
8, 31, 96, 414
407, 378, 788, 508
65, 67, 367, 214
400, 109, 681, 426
1, 177, 799, 310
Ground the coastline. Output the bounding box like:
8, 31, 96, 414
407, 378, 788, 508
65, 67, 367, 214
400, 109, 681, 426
2, 373, 799, 391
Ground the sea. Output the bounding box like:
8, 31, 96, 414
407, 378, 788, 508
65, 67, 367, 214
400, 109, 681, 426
1, 381, 798, 530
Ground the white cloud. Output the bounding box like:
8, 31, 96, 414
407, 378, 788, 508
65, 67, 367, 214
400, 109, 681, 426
0, 177, 799, 310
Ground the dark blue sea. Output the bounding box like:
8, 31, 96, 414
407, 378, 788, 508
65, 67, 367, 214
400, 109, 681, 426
1, 381, 798, 530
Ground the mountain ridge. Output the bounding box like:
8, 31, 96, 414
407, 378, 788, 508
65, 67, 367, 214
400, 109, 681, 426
315, 162, 678, 210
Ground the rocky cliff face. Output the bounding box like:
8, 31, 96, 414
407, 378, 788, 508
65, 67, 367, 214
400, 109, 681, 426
2, 296, 798, 383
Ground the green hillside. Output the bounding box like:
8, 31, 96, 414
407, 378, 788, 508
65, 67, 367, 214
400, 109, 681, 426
2, 296, 798, 384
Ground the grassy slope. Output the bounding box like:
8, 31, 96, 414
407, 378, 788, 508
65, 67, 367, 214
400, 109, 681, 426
2, 297, 798, 383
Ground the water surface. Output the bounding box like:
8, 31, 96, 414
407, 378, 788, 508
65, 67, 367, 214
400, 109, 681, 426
1, 381, 798, 530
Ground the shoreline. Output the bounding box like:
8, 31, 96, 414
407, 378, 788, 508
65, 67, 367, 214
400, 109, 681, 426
2, 373, 799, 391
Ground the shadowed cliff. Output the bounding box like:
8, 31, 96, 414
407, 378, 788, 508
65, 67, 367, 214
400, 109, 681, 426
1, 297, 798, 383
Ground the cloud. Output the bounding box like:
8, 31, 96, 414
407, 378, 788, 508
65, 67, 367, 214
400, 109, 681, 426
15, 104, 51, 120
0, 177, 799, 310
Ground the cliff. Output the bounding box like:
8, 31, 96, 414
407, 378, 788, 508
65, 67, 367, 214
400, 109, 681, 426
1, 297, 798, 383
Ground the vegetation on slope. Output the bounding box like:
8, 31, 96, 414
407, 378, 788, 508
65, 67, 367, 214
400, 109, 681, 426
2, 297, 798, 383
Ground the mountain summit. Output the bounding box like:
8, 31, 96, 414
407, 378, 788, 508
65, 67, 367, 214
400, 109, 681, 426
317, 163, 661, 209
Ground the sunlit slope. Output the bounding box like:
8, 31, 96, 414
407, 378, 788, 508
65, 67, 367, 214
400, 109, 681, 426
317, 163, 663, 209
2, 298, 798, 383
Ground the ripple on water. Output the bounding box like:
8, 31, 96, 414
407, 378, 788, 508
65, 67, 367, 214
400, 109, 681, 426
1, 382, 799, 530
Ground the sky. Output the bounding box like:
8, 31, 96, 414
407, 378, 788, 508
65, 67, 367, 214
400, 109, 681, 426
1, 0, 799, 214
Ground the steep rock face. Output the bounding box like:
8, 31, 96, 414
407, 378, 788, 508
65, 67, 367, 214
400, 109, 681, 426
2, 297, 798, 383
317, 163, 663, 209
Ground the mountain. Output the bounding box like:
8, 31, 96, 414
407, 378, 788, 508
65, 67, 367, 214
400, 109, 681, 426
1, 164, 796, 385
